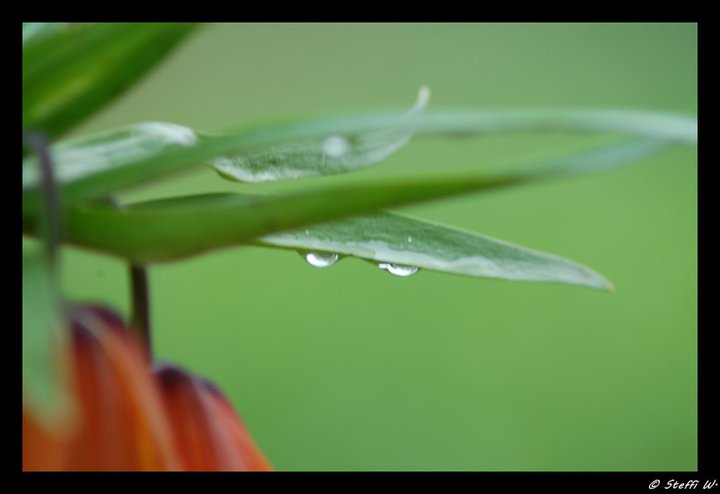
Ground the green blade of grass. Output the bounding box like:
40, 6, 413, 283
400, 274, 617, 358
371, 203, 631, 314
23, 22, 199, 139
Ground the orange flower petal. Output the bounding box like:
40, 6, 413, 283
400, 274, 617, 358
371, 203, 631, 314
63, 306, 180, 471
155, 363, 272, 471
22, 411, 70, 471
23, 305, 271, 471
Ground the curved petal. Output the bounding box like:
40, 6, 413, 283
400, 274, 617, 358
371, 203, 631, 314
23, 304, 271, 471
63, 306, 180, 470
155, 363, 272, 471
22, 412, 70, 471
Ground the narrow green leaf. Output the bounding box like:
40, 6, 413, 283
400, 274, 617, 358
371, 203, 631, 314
213, 86, 430, 182
22, 107, 696, 217
23, 22, 198, 139
22, 245, 72, 428
259, 212, 612, 290
22, 22, 71, 47
22, 122, 199, 192
26, 138, 673, 265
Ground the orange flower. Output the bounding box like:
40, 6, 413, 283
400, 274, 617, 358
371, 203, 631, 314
23, 305, 272, 471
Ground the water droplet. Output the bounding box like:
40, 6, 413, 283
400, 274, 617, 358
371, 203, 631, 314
378, 262, 419, 277
303, 251, 339, 268
407, 236, 413, 243
322, 135, 350, 158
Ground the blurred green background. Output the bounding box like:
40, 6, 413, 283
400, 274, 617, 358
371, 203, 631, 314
58, 23, 697, 470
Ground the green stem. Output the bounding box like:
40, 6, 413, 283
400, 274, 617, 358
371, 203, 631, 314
108, 197, 154, 359
129, 263, 153, 360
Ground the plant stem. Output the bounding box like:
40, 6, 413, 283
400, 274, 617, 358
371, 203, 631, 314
23, 131, 61, 272
129, 263, 153, 360
108, 197, 155, 360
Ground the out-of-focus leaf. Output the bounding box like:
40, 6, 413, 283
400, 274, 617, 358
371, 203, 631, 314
213, 86, 430, 182
25, 138, 672, 265
22, 107, 696, 217
259, 212, 612, 290
23, 22, 198, 139
22, 22, 71, 46
23, 122, 199, 192
22, 244, 72, 428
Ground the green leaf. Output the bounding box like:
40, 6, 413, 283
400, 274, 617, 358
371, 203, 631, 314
23, 22, 198, 139
23, 121, 199, 193
29, 138, 672, 266
213, 86, 430, 182
22, 244, 72, 428
259, 211, 612, 290
22, 107, 696, 218
23, 22, 71, 46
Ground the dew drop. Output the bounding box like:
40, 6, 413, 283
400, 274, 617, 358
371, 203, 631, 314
322, 135, 350, 158
407, 236, 413, 243
303, 251, 340, 268
378, 262, 419, 277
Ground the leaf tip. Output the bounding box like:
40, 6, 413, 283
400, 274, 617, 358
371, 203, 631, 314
411, 85, 431, 114
589, 274, 614, 292
418, 85, 431, 104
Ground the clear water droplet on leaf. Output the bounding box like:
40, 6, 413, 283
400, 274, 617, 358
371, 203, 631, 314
321, 135, 350, 158
303, 251, 340, 268
378, 262, 419, 277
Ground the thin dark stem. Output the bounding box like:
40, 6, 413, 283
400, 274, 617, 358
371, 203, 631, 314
23, 131, 61, 272
108, 196, 154, 360
129, 264, 153, 359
